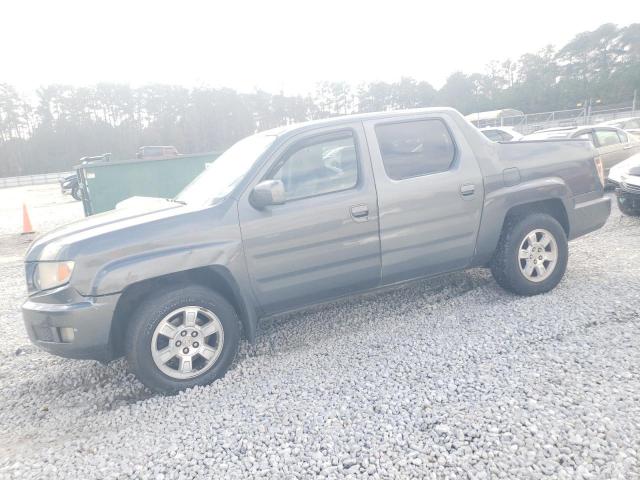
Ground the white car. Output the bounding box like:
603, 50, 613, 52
608, 152, 640, 216
479, 127, 523, 142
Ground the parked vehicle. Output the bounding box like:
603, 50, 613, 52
479, 126, 523, 142
136, 146, 180, 160
522, 125, 640, 175
598, 116, 640, 136
59, 173, 82, 200
59, 154, 111, 201
23, 108, 610, 393
608, 153, 640, 216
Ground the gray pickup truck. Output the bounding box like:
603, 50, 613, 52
23, 108, 610, 393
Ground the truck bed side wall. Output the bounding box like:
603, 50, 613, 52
471, 139, 602, 266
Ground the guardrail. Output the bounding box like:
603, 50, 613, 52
0, 172, 73, 189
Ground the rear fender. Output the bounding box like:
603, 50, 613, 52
472, 177, 572, 266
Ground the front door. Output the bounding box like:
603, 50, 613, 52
238, 124, 381, 315
363, 114, 484, 284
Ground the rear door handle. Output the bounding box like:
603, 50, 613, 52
350, 204, 369, 222
623, 145, 632, 150
460, 184, 475, 196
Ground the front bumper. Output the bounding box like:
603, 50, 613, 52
22, 286, 120, 362
569, 195, 611, 240
616, 183, 640, 210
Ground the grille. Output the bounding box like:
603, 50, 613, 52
621, 182, 640, 194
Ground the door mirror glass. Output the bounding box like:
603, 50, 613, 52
250, 179, 286, 209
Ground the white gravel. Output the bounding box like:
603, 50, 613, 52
0, 185, 638, 479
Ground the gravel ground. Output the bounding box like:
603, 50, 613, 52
0, 185, 638, 479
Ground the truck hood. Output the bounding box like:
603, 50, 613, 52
609, 153, 640, 184
25, 200, 186, 262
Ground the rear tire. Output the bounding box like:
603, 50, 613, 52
125, 285, 240, 394
491, 213, 568, 296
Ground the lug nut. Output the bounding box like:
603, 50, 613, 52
538, 256, 543, 260
176, 340, 182, 347
534, 260, 537, 264
191, 331, 198, 337
181, 331, 187, 337
183, 347, 189, 354
193, 342, 199, 348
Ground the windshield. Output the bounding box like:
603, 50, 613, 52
176, 133, 276, 205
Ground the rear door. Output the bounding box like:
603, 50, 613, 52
593, 128, 625, 173
363, 114, 484, 284
238, 123, 381, 314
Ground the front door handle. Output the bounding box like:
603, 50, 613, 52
623, 145, 632, 150
350, 204, 369, 222
460, 184, 475, 196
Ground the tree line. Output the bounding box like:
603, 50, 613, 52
1, 23, 639, 177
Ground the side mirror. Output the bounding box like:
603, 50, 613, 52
250, 179, 286, 209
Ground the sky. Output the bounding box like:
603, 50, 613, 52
2, 0, 639, 96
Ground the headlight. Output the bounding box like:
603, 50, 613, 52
33, 261, 75, 291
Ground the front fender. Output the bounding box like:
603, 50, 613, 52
87, 240, 241, 296
89, 240, 260, 342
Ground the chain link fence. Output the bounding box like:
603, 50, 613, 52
473, 104, 637, 134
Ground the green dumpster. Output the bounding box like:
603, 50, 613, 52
77, 152, 220, 216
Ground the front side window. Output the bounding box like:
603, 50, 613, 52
594, 129, 621, 147
375, 119, 455, 180
271, 133, 358, 201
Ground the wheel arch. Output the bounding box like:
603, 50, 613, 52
502, 198, 570, 237
473, 179, 573, 267
109, 266, 258, 357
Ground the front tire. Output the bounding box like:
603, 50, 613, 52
491, 213, 568, 296
125, 285, 240, 394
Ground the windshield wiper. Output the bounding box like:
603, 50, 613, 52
166, 198, 186, 205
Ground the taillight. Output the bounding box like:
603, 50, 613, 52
594, 155, 605, 187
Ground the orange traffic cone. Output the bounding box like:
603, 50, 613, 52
22, 203, 34, 234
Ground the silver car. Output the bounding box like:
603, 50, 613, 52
522, 125, 640, 174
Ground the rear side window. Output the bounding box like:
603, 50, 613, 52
594, 129, 621, 147
376, 119, 455, 180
